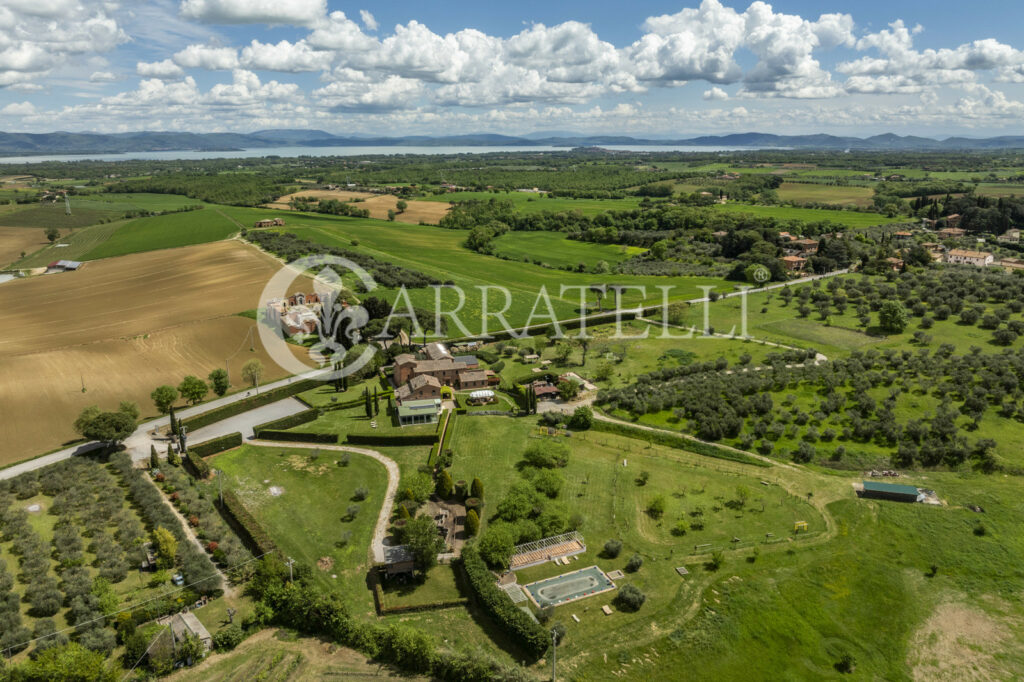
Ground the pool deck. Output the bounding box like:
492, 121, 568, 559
522, 565, 617, 609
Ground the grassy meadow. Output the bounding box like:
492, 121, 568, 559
208, 445, 389, 616
417, 190, 644, 216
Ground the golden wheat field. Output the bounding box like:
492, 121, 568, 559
267, 189, 451, 224
0, 240, 312, 463
0, 227, 48, 268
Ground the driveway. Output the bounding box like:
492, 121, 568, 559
186, 397, 307, 444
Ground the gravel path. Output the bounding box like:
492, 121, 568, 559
250, 440, 399, 564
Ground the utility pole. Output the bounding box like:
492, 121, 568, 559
286, 557, 295, 582
550, 628, 558, 681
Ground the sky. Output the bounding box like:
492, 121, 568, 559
3, 0, 1024, 138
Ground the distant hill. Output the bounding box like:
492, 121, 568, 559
4, 129, 1024, 157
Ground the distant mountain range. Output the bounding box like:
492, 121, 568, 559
4, 129, 1024, 156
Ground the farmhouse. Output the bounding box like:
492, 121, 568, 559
945, 249, 994, 267
531, 380, 559, 400
393, 352, 482, 389
395, 374, 442, 402
254, 218, 285, 227
458, 370, 489, 390
885, 257, 904, 272
937, 226, 966, 239
857, 480, 921, 503
781, 255, 807, 272
394, 354, 461, 386
791, 239, 819, 254
423, 342, 452, 361
945, 214, 962, 228
397, 398, 442, 426
997, 228, 1021, 243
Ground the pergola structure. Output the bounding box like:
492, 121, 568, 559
509, 531, 586, 570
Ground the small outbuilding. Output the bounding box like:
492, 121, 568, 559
858, 480, 921, 503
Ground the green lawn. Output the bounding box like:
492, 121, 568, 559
491, 231, 643, 269
713, 203, 901, 228
974, 182, 1024, 198
776, 182, 875, 207
379, 564, 463, 609
83, 207, 239, 260
417, 191, 643, 216
208, 445, 389, 617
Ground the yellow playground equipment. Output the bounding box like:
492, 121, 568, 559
793, 521, 808, 532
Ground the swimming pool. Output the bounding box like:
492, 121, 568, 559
522, 565, 616, 608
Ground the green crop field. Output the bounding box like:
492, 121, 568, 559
417, 191, 643, 215
975, 182, 1024, 198
714, 203, 901, 227
226, 207, 730, 329
776, 182, 875, 206
70, 192, 207, 213
83, 207, 239, 260
491, 231, 642, 269
0, 204, 120, 230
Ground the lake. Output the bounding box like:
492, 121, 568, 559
0, 144, 767, 164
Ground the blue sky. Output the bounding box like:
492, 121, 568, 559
2, 0, 1024, 137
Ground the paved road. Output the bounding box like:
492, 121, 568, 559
250, 440, 399, 564
0, 370, 328, 481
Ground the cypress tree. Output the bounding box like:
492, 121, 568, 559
465, 509, 480, 537
150, 444, 159, 470
470, 477, 484, 500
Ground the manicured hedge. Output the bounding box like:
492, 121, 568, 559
252, 408, 319, 436
427, 411, 454, 467
217, 490, 278, 556
256, 430, 338, 443
181, 378, 326, 430
188, 432, 243, 458
590, 420, 771, 468
185, 450, 211, 479
459, 545, 548, 656
346, 433, 439, 446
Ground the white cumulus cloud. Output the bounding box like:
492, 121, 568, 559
137, 60, 186, 80
179, 0, 326, 26
359, 9, 378, 32
173, 44, 240, 70
1, 101, 37, 116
